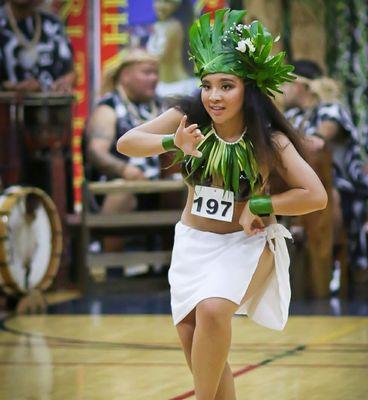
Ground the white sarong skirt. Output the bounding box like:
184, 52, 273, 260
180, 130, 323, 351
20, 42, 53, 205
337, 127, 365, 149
168, 221, 293, 331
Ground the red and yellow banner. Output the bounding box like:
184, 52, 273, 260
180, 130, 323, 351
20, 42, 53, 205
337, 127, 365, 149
52, 0, 89, 213
203, 0, 228, 14
52, 0, 130, 212
194, 0, 228, 17
100, 0, 130, 76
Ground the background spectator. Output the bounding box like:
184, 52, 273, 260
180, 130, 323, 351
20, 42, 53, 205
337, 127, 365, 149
86, 49, 165, 264
0, 0, 75, 92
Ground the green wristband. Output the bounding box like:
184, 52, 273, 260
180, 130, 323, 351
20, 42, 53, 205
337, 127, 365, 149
249, 195, 274, 216
162, 134, 178, 152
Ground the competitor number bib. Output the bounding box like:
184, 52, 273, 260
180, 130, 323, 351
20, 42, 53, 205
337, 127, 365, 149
191, 185, 234, 222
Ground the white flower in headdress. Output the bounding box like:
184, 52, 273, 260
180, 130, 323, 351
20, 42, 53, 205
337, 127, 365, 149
235, 39, 247, 53
244, 38, 256, 53
274, 34, 281, 43
236, 24, 243, 33
236, 38, 256, 54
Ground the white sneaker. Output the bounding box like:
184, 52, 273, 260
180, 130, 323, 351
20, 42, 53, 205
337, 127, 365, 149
329, 297, 341, 315
329, 262, 341, 293
89, 240, 102, 253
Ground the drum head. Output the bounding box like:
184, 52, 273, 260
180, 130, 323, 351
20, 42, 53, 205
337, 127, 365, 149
0, 186, 62, 294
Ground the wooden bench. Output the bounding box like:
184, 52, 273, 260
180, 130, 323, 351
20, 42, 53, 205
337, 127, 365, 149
69, 172, 348, 298
67, 179, 186, 288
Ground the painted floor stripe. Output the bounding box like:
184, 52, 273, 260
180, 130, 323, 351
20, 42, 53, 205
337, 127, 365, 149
169, 345, 305, 400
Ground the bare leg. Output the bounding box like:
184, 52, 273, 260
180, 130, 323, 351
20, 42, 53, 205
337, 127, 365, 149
176, 309, 196, 371
213, 245, 274, 400
191, 298, 238, 400
176, 309, 236, 400
176, 246, 274, 400
214, 362, 236, 400
241, 244, 274, 305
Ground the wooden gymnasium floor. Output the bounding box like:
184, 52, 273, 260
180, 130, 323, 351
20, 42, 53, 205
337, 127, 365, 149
0, 284, 367, 399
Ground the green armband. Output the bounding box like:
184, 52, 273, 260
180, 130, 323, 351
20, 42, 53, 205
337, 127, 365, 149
162, 134, 178, 152
249, 195, 274, 216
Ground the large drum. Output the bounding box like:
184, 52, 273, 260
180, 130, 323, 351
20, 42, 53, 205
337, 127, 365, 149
0, 92, 74, 216
20, 92, 73, 153
20, 93, 74, 217
0, 186, 62, 295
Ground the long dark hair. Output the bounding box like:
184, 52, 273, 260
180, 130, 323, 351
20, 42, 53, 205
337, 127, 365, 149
170, 82, 307, 189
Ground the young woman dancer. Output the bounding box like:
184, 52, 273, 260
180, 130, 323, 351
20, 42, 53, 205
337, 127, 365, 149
117, 9, 327, 400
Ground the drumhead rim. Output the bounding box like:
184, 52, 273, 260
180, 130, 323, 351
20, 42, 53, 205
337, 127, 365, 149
0, 186, 62, 295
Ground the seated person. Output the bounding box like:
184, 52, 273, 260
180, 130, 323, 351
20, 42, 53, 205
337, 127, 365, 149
283, 59, 367, 287
0, 0, 75, 92
342, 120, 368, 274
86, 49, 166, 256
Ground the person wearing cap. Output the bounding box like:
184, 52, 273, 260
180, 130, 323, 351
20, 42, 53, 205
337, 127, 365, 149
0, 0, 75, 92
86, 49, 164, 254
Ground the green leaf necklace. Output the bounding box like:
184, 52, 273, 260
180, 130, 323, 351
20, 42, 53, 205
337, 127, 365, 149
183, 124, 259, 194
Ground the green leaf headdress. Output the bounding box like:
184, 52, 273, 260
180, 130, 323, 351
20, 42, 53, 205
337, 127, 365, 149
189, 8, 295, 96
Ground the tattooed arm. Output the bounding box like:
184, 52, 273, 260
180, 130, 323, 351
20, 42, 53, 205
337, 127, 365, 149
87, 105, 125, 178
87, 105, 144, 180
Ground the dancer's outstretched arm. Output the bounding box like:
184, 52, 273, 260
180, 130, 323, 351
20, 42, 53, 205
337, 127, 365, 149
116, 108, 204, 158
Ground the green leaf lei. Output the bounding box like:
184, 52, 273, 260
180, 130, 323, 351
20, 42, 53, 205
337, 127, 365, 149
171, 125, 259, 195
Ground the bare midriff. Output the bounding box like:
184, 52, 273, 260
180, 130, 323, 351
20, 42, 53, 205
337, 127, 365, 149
181, 184, 272, 234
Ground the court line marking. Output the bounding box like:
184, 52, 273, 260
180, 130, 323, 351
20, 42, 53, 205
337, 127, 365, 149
169, 319, 368, 399
2, 315, 367, 350
2, 319, 367, 353
0, 316, 183, 351
1, 315, 367, 399
169, 345, 306, 400
4, 315, 365, 353
0, 340, 366, 353
1, 361, 366, 368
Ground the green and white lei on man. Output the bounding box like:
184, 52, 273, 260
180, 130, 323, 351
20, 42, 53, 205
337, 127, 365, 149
163, 8, 295, 209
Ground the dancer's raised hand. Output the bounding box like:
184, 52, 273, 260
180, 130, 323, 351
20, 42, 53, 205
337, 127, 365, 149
174, 115, 204, 158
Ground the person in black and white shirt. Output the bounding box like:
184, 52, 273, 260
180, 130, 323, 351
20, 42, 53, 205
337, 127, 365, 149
283, 60, 368, 281
342, 129, 368, 273
86, 49, 165, 261
0, 0, 75, 92
87, 49, 164, 186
